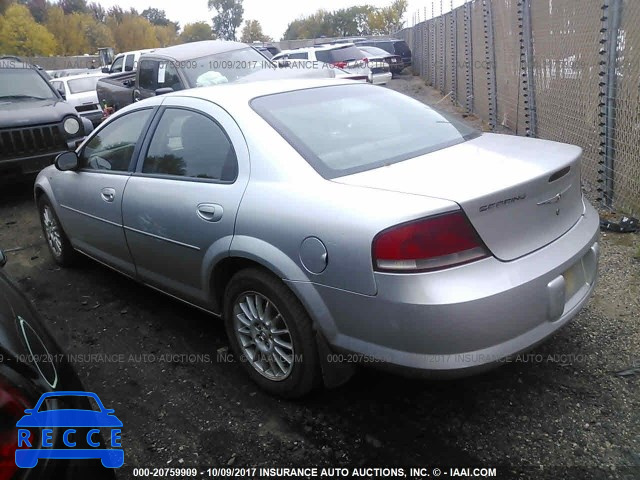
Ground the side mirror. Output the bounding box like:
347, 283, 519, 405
101, 67, 110, 74
154, 87, 174, 96
55, 151, 79, 171
0, 250, 6, 268
57, 87, 66, 100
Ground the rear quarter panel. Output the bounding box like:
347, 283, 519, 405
231, 108, 458, 296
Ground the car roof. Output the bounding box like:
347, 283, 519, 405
278, 43, 359, 55
149, 40, 250, 61
56, 72, 105, 82
163, 78, 357, 107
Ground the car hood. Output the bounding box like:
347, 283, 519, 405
0, 98, 77, 129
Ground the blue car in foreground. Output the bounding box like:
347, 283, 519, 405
16, 391, 124, 469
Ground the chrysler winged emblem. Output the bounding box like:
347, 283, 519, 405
537, 185, 572, 206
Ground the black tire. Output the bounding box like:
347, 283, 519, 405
223, 268, 320, 398
37, 195, 77, 267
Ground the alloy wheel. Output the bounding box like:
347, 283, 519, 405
232, 292, 295, 381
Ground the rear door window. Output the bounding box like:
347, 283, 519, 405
142, 108, 237, 182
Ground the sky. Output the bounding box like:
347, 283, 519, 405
94, 0, 469, 41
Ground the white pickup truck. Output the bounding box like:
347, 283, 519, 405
101, 49, 155, 75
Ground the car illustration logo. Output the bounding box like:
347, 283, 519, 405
15, 391, 124, 469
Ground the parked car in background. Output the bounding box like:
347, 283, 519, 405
36, 79, 598, 398
358, 45, 404, 76
47, 69, 97, 79
50, 73, 107, 126
272, 44, 390, 85
355, 38, 412, 70
96, 40, 274, 114
101, 48, 155, 75
0, 56, 92, 183
252, 43, 280, 58
0, 250, 115, 479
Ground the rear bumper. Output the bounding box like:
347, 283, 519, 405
370, 71, 393, 85
291, 198, 600, 376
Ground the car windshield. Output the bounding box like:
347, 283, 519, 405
315, 46, 363, 64
0, 69, 57, 100
182, 47, 275, 87
251, 84, 479, 179
67, 76, 101, 94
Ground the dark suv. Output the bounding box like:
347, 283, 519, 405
355, 39, 412, 70
0, 57, 92, 183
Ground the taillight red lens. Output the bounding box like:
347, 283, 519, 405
0, 380, 30, 480
333, 61, 347, 69
372, 211, 489, 272
362, 57, 369, 64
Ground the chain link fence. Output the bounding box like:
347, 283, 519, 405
399, 0, 640, 217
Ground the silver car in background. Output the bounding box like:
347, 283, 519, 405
35, 80, 599, 397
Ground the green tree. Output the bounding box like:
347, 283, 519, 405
87, 1, 105, 22
180, 21, 214, 43
368, 0, 407, 35
86, 17, 114, 50
18, 0, 48, 23
0, 0, 16, 14
208, 0, 243, 41
240, 19, 271, 43
59, 0, 87, 15
0, 3, 57, 55
155, 23, 178, 47
46, 6, 90, 54
107, 13, 159, 52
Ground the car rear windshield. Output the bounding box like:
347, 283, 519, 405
68, 76, 101, 94
0, 69, 56, 100
393, 40, 411, 56
182, 47, 275, 87
315, 46, 364, 64
251, 84, 479, 179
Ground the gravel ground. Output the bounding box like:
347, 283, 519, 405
0, 74, 638, 480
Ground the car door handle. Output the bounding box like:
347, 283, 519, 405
197, 203, 223, 222
101, 188, 116, 203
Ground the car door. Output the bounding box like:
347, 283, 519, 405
51, 108, 156, 276
122, 97, 249, 307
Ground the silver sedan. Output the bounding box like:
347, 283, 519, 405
35, 79, 599, 397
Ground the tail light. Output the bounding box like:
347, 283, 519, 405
0, 379, 30, 480
372, 211, 489, 273
332, 61, 347, 69
362, 58, 369, 64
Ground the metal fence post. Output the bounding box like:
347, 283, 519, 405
464, 1, 474, 114
599, 0, 622, 208
482, 0, 498, 130
519, 0, 537, 137
439, 0, 446, 92
431, 3, 437, 87
450, 0, 457, 104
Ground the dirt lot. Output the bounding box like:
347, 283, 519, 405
1, 75, 639, 480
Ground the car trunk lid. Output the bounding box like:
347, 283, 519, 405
333, 134, 585, 261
